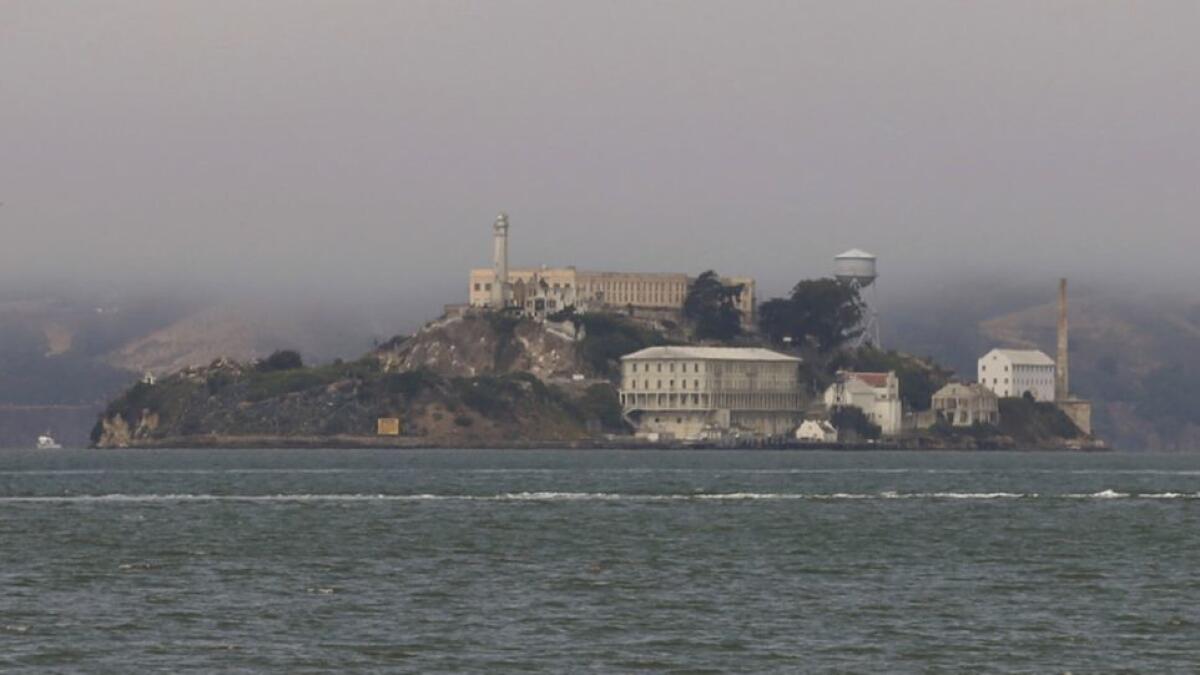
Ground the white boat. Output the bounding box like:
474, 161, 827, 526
36, 433, 62, 450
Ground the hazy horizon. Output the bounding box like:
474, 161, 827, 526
3, 1, 1198, 325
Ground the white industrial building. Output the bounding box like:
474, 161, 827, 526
977, 349, 1056, 401
619, 346, 803, 440
822, 371, 902, 436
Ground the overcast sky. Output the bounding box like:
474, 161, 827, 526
2, 1, 1197, 319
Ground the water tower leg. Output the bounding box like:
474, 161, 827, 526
870, 283, 882, 349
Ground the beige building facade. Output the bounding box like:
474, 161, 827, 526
469, 266, 756, 323
932, 382, 1000, 427
619, 346, 803, 440
467, 214, 755, 322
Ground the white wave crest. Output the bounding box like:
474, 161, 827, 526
2, 490, 1198, 504
1066, 489, 1130, 499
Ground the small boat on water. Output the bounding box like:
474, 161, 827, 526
36, 433, 62, 450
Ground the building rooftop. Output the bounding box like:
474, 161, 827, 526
621, 346, 801, 363
934, 382, 997, 399
840, 371, 891, 388
835, 248, 876, 260
983, 349, 1056, 366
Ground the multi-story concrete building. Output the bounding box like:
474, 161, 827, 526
470, 266, 755, 323
822, 371, 902, 436
465, 214, 755, 322
618, 346, 803, 440
931, 382, 1000, 427
977, 349, 1056, 401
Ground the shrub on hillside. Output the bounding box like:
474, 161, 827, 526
574, 314, 670, 380
244, 369, 331, 402
829, 405, 881, 440
576, 383, 629, 432
998, 397, 1080, 442
384, 369, 441, 398
258, 350, 304, 372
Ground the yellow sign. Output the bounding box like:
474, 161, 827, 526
376, 418, 401, 436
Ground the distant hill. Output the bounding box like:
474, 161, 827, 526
107, 306, 308, 376
0, 292, 405, 447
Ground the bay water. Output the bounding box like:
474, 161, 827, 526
2, 449, 1199, 672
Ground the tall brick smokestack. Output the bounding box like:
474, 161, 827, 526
1056, 278, 1069, 402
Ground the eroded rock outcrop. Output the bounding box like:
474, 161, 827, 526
375, 313, 580, 380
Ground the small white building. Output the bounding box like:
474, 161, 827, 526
977, 349, 1056, 401
823, 371, 902, 436
795, 419, 838, 443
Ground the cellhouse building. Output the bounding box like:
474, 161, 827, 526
618, 346, 803, 440
466, 213, 756, 323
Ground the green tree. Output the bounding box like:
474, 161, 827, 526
829, 406, 881, 440
683, 270, 744, 342
759, 278, 865, 352
258, 349, 304, 372
574, 313, 670, 380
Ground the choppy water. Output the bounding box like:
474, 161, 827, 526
3, 449, 1200, 672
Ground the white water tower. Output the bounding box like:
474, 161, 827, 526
834, 249, 881, 347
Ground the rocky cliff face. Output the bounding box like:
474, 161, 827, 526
375, 313, 581, 379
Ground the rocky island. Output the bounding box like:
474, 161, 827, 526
92, 307, 1099, 450
91, 218, 1102, 450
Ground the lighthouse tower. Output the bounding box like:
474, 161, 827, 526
491, 212, 510, 307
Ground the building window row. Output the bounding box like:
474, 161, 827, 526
629, 362, 705, 374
